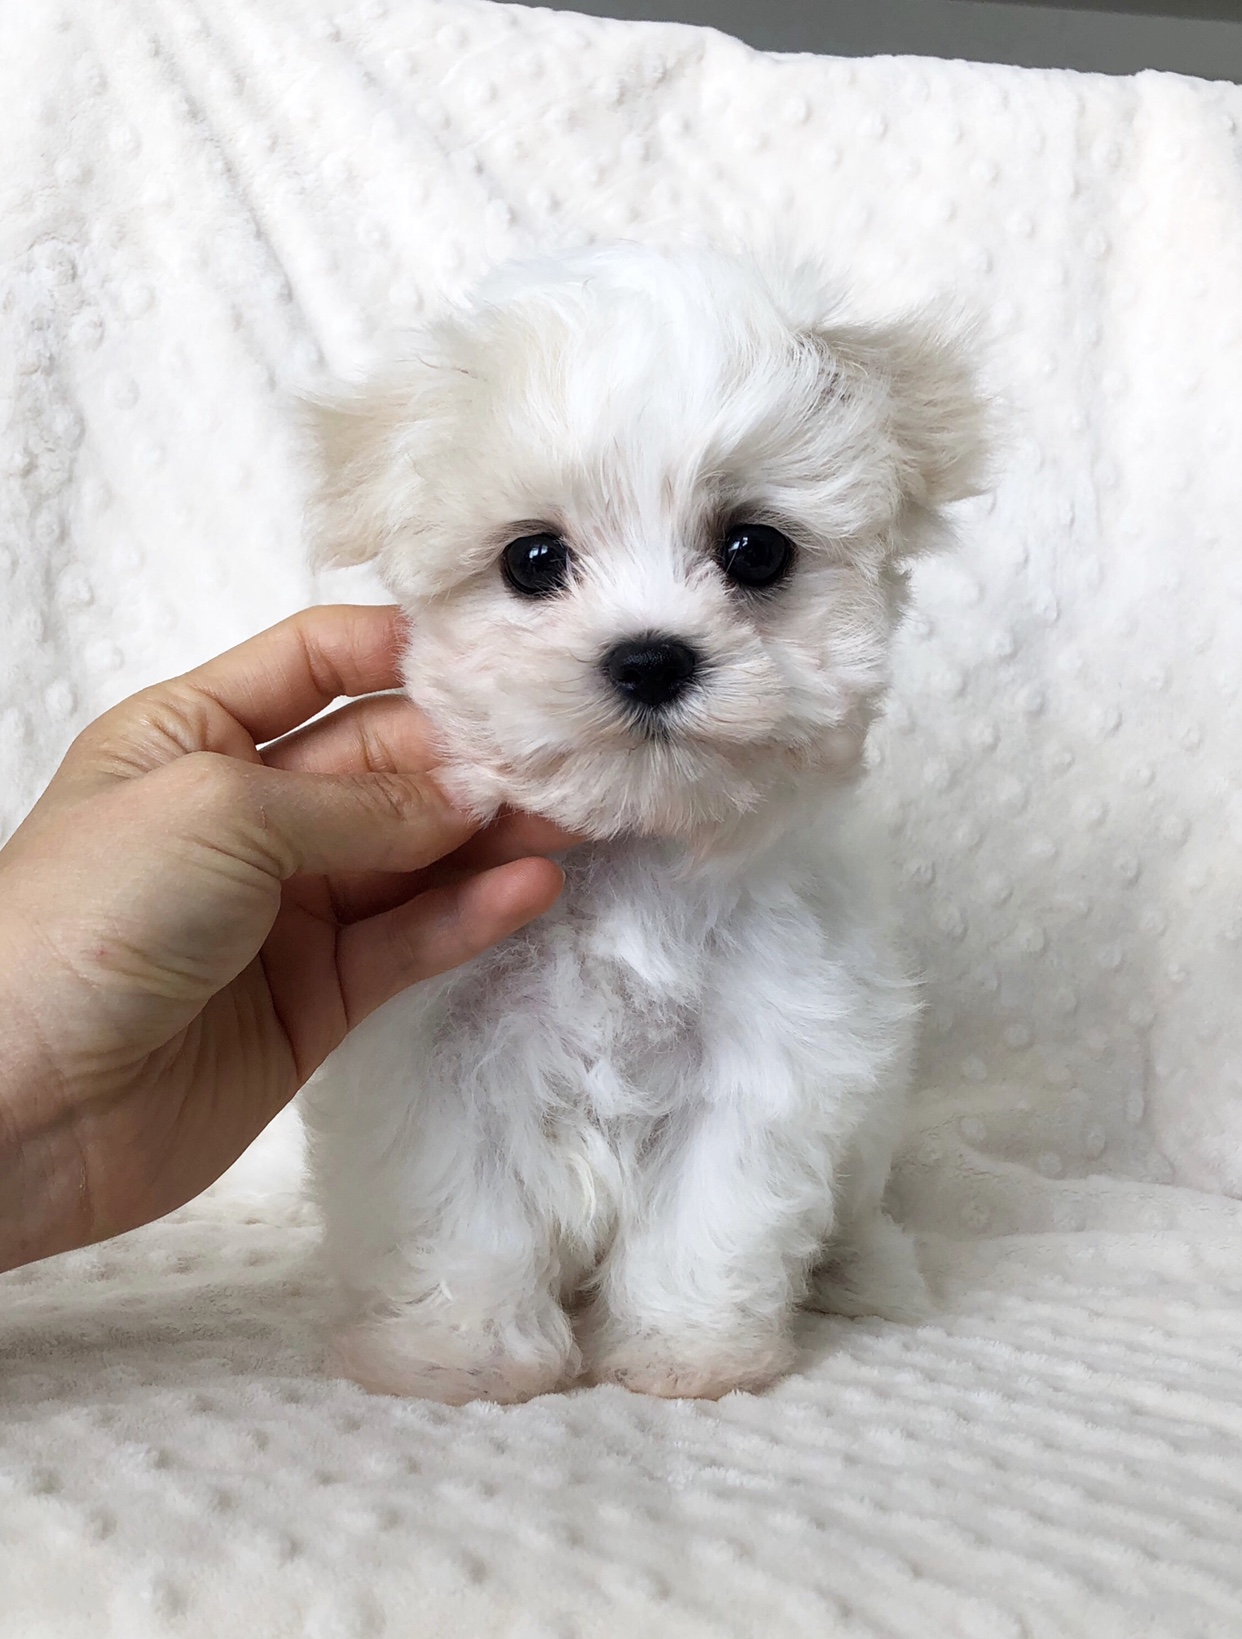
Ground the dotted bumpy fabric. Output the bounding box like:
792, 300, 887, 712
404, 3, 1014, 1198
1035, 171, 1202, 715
2, 3, 1242, 1636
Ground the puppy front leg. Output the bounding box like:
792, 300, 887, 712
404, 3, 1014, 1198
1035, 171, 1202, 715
327, 1186, 581, 1405
581, 1105, 833, 1399
332, 1248, 580, 1404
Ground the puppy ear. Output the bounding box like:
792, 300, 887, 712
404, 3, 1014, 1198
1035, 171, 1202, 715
302, 381, 427, 569
827, 313, 991, 513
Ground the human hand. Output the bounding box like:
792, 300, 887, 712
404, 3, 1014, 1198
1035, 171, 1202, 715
0, 604, 573, 1272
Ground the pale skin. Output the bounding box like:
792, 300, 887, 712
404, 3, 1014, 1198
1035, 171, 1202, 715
0, 604, 572, 1275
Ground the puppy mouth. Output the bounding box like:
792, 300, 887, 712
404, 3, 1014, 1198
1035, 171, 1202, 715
602, 674, 782, 759
617, 698, 693, 745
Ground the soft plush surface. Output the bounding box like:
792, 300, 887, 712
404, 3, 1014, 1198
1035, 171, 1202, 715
2, 2, 1241, 1635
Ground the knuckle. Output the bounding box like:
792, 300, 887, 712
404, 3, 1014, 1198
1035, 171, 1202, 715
164, 750, 254, 814
364, 770, 439, 827
157, 754, 294, 876
71, 685, 212, 778
285, 606, 340, 700
355, 709, 391, 777
68, 697, 147, 765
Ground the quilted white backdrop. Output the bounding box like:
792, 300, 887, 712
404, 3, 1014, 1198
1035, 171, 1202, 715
2, 3, 1242, 1636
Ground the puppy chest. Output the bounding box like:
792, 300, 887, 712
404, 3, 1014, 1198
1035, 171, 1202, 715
432, 847, 834, 1125
442, 910, 709, 1125
432, 858, 724, 1114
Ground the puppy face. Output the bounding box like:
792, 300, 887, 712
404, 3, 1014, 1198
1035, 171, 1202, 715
311, 247, 985, 843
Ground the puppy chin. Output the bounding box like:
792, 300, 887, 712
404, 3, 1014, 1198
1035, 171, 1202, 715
430, 742, 759, 846
431, 731, 865, 857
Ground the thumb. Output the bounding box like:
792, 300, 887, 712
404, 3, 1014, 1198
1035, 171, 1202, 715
155, 751, 480, 882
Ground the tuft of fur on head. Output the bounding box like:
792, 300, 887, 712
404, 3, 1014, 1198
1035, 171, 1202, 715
307, 244, 988, 847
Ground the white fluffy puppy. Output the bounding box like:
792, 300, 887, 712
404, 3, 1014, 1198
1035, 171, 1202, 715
302, 244, 985, 1403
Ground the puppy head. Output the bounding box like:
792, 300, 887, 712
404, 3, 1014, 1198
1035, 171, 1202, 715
309, 245, 987, 846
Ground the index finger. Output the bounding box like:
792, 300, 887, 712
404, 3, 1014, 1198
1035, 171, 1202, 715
182, 604, 408, 747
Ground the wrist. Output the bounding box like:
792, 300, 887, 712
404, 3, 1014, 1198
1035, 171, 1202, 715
0, 925, 93, 1272
0, 1123, 92, 1274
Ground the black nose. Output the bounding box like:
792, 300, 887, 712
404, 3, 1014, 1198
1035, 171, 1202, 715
603, 636, 700, 710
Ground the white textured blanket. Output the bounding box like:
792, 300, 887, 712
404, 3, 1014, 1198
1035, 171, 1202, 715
3, 3, 1242, 1635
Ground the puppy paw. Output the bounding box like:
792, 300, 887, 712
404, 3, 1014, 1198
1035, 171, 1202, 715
330, 1315, 579, 1405
585, 1329, 794, 1400
807, 1212, 933, 1324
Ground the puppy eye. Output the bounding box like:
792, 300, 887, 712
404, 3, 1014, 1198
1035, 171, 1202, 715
718, 524, 795, 590
501, 533, 572, 598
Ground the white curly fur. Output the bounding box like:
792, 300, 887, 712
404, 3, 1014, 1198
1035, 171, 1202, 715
301, 244, 987, 1403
